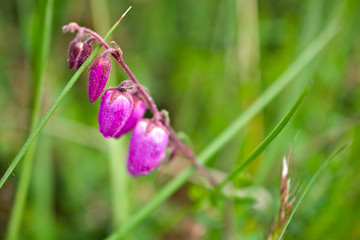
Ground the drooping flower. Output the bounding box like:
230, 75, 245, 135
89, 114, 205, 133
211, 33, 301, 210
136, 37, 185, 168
88, 55, 111, 103
68, 40, 83, 69
76, 42, 92, 70
98, 88, 133, 138
127, 119, 169, 177
114, 94, 147, 138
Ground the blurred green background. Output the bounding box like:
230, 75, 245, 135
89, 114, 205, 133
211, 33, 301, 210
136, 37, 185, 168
0, 0, 360, 239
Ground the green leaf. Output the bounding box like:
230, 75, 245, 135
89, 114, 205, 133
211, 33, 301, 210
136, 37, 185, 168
213, 83, 311, 193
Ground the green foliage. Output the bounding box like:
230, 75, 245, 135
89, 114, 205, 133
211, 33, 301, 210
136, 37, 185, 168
0, 0, 359, 239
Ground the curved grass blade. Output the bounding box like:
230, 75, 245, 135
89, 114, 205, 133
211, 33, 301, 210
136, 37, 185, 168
105, 17, 341, 240
0, 8, 130, 189
278, 143, 350, 240
214, 83, 312, 193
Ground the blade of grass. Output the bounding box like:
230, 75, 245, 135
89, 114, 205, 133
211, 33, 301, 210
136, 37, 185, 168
236, 0, 264, 180
109, 138, 130, 228
258, 0, 349, 187
0, 8, 130, 189
7, 0, 54, 238
32, 135, 55, 240
278, 142, 350, 240
105, 17, 341, 240
214, 83, 311, 193
196, 18, 340, 166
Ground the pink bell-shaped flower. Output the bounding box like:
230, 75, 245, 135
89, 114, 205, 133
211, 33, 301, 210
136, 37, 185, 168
98, 88, 133, 138
88, 55, 111, 103
68, 40, 83, 69
114, 94, 147, 138
76, 42, 92, 70
127, 119, 169, 177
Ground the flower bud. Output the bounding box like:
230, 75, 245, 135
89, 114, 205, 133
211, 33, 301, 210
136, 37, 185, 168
98, 88, 133, 138
88, 55, 111, 103
127, 119, 169, 177
76, 42, 92, 70
114, 94, 147, 138
68, 40, 83, 69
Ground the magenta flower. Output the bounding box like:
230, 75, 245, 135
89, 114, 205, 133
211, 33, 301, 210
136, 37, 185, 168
98, 88, 133, 138
127, 119, 169, 177
76, 42, 92, 70
88, 55, 111, 103
114, 95, 147, 138
68, 40, 83, 69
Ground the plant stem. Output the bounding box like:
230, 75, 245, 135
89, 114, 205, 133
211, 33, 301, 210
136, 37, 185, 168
116, 58, 161, 120
68, 24, 161, 119
109, 138, 129, 228
166, 126, 218, 185
70, 23, 216, 184
32, 135, 55, 240
64, 6, 131, 51
117, 54, 215, 184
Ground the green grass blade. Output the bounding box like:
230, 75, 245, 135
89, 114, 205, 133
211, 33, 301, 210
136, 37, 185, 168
7, 0, 54, 238
109, 138, 130, 228
105, 17, 341, 240
196, 18, 340, 165
214, 83, 311, 193
278, 143, 350, 240
0, 11, 127, 189
32, 135, 55, 240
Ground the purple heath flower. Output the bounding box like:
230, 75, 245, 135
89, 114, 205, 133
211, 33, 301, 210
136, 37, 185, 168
98, 88, 133, 138
114, 94, 147, 138
76, 42, 92, 70
127, 119, 169, 177
68, 40, 83, 69
88, 55, 111, 103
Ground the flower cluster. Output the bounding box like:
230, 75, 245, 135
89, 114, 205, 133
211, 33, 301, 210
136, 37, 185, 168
65, 23, 169, 177
63, 20, 215, 184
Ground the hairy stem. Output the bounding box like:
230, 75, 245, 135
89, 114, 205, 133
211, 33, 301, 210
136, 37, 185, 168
116, 52, 215, 184
167, 127, 218, 185
116, 58, 161, 120
70, 23, 216, 184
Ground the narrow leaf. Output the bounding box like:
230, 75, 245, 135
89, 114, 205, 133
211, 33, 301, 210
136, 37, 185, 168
214, 83, 311, 193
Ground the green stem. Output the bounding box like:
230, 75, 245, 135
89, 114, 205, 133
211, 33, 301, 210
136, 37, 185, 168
0, 11, 126, 189
109, 138, 129, 228
7, 0, 54, 238
32, 135, 55, 240
105, 17, 341, 239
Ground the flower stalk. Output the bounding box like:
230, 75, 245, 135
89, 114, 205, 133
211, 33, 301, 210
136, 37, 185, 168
63, 22, 217, 184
